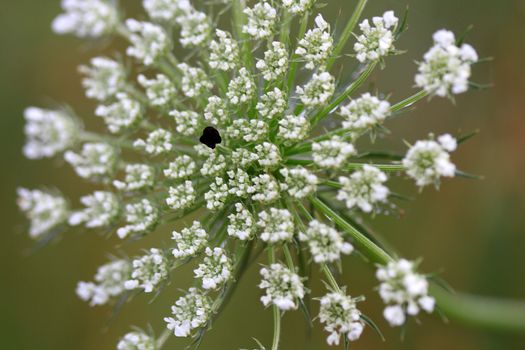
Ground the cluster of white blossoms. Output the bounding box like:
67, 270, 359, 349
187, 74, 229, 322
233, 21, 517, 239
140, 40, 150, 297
415, 29, 478, 97
76, 259, 131, 306
318, 291, 365, 346
376, 259, 436, 326
19, 0, 481, 348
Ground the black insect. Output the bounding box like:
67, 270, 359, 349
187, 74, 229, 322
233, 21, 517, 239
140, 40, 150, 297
199, 126, 222, 149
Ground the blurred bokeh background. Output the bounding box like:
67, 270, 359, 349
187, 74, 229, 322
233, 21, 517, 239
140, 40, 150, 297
1, 0, 525, 349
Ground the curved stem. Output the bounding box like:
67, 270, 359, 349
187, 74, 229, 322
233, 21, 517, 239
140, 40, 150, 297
327, 0, 369, 70
321, 263, 342, 293
155, 329, 171, 349
267, 246, 282, 350
309, 195, 525, 332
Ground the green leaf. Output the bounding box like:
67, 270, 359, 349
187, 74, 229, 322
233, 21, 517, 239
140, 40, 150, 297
361, 314, 386, 341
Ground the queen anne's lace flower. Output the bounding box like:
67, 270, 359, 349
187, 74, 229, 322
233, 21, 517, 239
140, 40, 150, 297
354, 11, 398, 63
52, 0, 118, 38
299, 220, 353, 263
227, 203, 255, 240
164, 288, 212, 337
138, 74, 177, 107
143, 0, 190, 22
117, 199, 159, 239
164, 155, 196, 179
69, 191, 120, 228
376, 259, 435, 326
297, 72, 335, 108
113, 164, 155, 192
117, 331, 155, 350
22, 107, 77, 159
231, 148, 258, 168
133, 129, 173, 155
178, 63, 212, 98
402, 134, 457, 187
282, 0, 313, 14
226, 68, 256, 105
243, 2, 277, 39
254, 142, 281, 168
248, 174, 280, 203
79, 57, 126, 101
125, 248, 169, 293
166, 181, 195, 210
209, 30, 239, 71
337, 165, 389, 213
64, 143, 118, 181
204, 96, 229, 126
76, 259, 131, 306
280, 167, 318, 199
95, 93, 143, 133
200, 151, 227, 177
259, 264, 305, 310
277, 114, 310, 144
194, 247, 233, 290
126, 19, 170, 66
176, 8, 211, 47
340, 93, 391, 132
319, 291, 364, 345
171, 221, 208, 259
257, 208, 294, 243
170, 109, 201, 136
256, 41, 289, 81
415, 29, 478, 97
296, 15, 333, 70
227, 169, 251, 198
312, 136, 356, 169
17, 188, 69, 239
256, 88, 287, 120
205, 177, 229, 210
226, 119, 268, 143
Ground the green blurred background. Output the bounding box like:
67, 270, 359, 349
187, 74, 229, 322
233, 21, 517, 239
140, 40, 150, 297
1, 0, 525, 349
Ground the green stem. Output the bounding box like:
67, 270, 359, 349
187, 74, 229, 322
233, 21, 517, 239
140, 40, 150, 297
282, 244, 295, 270
310, 62, 377, 128
268, 246, 281, 350
389, 90, 428, 114
321, 263, 342, 293
327, 0, 369, 70
309, 195, 525, 332
287, 10, 310, 94
155, 329, 171, 349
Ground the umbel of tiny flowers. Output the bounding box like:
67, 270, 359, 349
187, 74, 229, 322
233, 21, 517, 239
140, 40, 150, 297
17, 0, 485, 348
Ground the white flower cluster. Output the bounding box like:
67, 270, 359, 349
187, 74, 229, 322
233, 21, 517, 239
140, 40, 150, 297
257, 208, 294, 243
226, 68, 256, 105
277, 114, 310, 144
256, 88, 287, 120
376, 259, 435, 326
299, 220, 353, 263
79, 57, 126, 101
259, 264, 305, 310
339, 93, 391, 132
178, 63, 212, 98
254, 142, 281, 168
319, 291, 364, 346
125, 248, 169, 293
117, 331, 155, 350
138, 74, 176, 107
354, 11, 398, 63
126, 19, 169, 66
402, 134, 457, 187
76, 259, 131, 306
96, 93, 143, 133
279, 167, 318, 199
209, 29, 239, 71
312, 136, 356, 169
243, 2, 277, 39
17, 188, 69, 239
194, 247, 232, 290
204, 96, 229, 126
282, 0, 313, 15
52, 0, 118, 38
64, 143, 118, 181
226, 119, 268, 143
296, 15, 333, 70
164, 288, 211, 337
415, 29, 478, 97
69, 191, 120, 228
22, 107, 77, 159
227, 203, 255, 240
143, 0, 190, 22
113, 164, 156, 192
176, 8, 211, 47
167, 181, 196, 210
297, 72, 335, 108
164, 155, 196, 179
171, 221, 208, 258
133, 129, 173, 155
117, 199, 159, 239
337, 165, 389, 213
248, 174, 280, 203
256, 41, 289, 81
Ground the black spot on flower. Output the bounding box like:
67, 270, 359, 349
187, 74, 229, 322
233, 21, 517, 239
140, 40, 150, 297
199, 126, 222, 149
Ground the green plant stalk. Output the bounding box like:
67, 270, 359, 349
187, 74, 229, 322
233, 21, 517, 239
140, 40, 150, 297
321, 263, 342, 293
310, 62, 377, 128
268, 246, 282, 350
327, 0, 369, 70
309, 196, 525, 333
287, 10, 310, 94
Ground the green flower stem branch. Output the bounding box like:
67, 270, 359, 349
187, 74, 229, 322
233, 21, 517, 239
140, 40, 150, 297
308, 196, 525, 333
